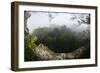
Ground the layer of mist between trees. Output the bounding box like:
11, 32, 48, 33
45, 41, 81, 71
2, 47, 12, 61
31, 25, 90, 58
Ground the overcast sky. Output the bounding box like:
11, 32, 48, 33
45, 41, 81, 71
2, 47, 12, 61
27, 11, 90, 34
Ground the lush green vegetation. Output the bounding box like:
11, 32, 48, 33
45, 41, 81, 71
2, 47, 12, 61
24, 35, 38, 61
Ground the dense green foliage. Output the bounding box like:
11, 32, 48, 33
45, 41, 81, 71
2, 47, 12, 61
24, 35, 36, 49
24, 35, 38, 61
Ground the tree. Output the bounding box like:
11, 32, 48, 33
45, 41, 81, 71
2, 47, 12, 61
24, 11, 31, 35
48, 12, 58, 24
70, 14, 90, 25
